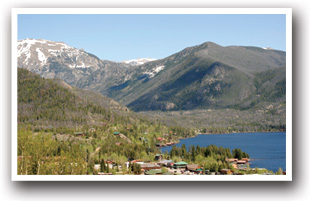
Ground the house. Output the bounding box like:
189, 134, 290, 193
136, 161, 144, 165
167, 162, 174, 168
237, 160, 247, 164
173, 161, 188, 169
226, 158, 250, 170
131, 159, 142, 164
237, 163, 249, 170
236, 160, 251, 170
141, 163, 161, 171
242, 158, 249, 162
157, 160, 173, 166
220, 169, 233, 175
186, 164, 199, 171
186, 164, 203, 174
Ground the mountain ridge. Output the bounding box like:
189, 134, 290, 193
17, 39, 286, 112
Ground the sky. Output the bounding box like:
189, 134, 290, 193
18, 14, 286, 62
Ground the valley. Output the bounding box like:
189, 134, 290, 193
16, 39, 286, 175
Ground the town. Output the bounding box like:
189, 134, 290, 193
93, 156, 280, 175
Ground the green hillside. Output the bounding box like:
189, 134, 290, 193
17, 68, 198, 175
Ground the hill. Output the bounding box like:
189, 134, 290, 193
17, 68, 198, 175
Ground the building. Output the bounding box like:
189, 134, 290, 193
226, 158, 251, 170
186, 164, 199, 171
186, 164, 203, 174
173, 161, 188, 169
157, 160, 174, 166
141, 163, 161, 171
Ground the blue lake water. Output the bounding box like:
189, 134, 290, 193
160, 132, 286, 173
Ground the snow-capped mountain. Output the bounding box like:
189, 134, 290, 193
17, 38, 132, 90
122, 58, 157, 66
17, 39, 286, 113
17, 39, 103, 73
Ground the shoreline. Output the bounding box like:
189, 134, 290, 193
196, 130, 286, 136
160, 131, 286, 173
168, 130, 286, 146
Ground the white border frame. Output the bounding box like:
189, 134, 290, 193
11, 8, 292, 181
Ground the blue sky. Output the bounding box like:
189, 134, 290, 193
18, 14, 286, 61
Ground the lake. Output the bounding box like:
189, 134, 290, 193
160, 132, 286, 173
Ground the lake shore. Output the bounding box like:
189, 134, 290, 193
160, 131, 286, 173
196, 130, 286, 135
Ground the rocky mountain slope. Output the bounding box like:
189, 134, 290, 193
17, 39, 135, 93
107, 42, 286, 111
17, 39, 286, 112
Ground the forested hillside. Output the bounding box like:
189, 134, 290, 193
17, 68, 196, 175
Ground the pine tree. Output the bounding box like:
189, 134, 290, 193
100, 160, 105, 172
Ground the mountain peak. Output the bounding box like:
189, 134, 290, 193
17, 38, 100, 71
122, 57, 157, 66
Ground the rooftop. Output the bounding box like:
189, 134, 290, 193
174, 161, 188, 165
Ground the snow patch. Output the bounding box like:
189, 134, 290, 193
153, 65, 164, 73
143, 65, 165, 78
262, 47, 274, 50
36, 48, 47, 65
17, 38, 47, 46
123, 58, 157, 66
69, 62, 90, 68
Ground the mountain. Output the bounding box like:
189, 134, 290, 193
17, 39, 286, 112
107, 42, 286, 111
17, 38, 134, 94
